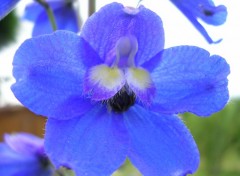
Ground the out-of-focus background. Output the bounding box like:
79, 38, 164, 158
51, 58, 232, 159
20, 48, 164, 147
0, 0, 239, 175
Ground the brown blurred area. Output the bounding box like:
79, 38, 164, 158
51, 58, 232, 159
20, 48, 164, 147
0, 106, 46, 141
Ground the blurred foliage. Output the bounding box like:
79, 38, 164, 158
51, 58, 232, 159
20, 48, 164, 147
0, 10, 19, 50
113, 159, 142, 176
182, 98, 240, 176
53, 167, 76, 176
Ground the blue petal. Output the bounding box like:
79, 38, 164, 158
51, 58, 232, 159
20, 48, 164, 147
54, 7, 79, 32
81, 2, 164, 66
23, 3, 44, 21
170, 0, 227, 43
32, 5, 79, 36
170, 0, 227, 25
0, 144, 51, 176
24, 1, 64, 22
0, 0, 20, 20
4, 133, 44, 156
23, 0, 65, 22
146, 46, 230, 116
124, 105, 199, 176
45, 105, 128, 175
198, 4, 227, 25
178, 11, 222, 44
12, 31, 101, 120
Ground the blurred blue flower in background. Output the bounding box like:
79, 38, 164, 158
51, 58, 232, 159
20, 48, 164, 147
0, 133, 52, 176
11, 2, 230, 176
170, 0, 227, 43
24, 0, 79, 36
0, 0, 20, 20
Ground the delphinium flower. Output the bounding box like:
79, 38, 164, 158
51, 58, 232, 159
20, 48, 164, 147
169, 0, 227, 43
11, 2, 230, 176
0, 133, 52, 176
24, 0, 79, 36
0, 0, 20, 20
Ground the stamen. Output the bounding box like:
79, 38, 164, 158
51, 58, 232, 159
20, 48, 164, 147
114, 35, 138, 67
107, 86, 136, 113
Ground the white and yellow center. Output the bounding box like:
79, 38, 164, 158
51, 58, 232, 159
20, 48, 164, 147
87, 35, 154, 102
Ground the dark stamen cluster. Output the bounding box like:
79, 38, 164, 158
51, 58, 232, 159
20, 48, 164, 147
38, 154, 51, 169
107, 88, 136, 113
203, 9, 214, 16
199, 4, 214, 16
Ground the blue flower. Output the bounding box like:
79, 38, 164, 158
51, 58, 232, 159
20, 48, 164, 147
170, 0, 227, 43
24, 0, 79, 36
0, 0, 20, 20
11, 2, 230, 176
0, 133, 52, 176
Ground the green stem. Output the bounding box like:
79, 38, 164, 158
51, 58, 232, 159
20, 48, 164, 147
75, 0, 82, 30
137, 0, 143, 7
36, 0, 57, 31
88, 0, 96, 17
